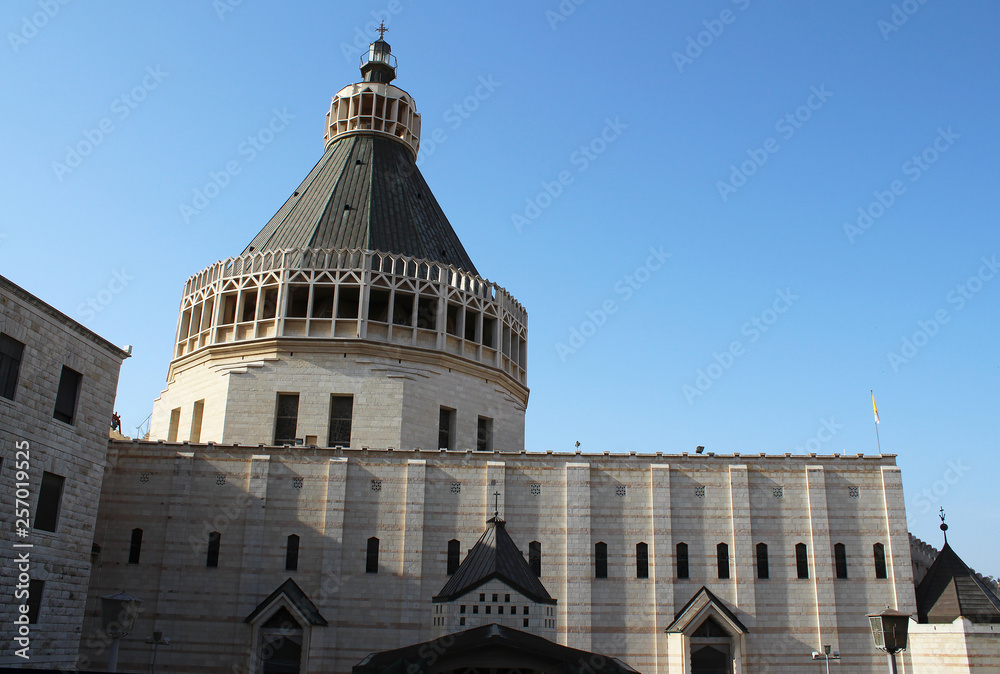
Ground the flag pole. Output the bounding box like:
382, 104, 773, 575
871, 390, 882, 454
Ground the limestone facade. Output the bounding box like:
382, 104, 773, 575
80, 445, 917, 673
0, 275, 128, 669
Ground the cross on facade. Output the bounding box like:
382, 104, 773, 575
493, 491, 501, 518
376, 21, 388, 39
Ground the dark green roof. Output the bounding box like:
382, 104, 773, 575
242, 134, 478, 274
915, 543, 1000, 624
434, 517, 555, 605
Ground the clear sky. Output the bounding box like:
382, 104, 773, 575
2, 2, 996, 575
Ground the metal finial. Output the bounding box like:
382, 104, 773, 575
493, 491, 500, 518
939, 507, 949, 544
376, 21, 388, 39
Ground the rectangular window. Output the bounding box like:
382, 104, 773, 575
128, 528, 143, 565
482, 316, 496, 348
207, 531, 221, 568
636, 542, 649, 579
477, 416, 493, 452
190, 399, 205, 443
26, 579, 44, 624
274, 394, 299, 445
717, 543, 730, 579
676, 542, 689, 579
438, 407, 456, 450
53, 366, 81, 424
756, 543, 769, 579
485, 605, 491, 615
167, 407, 181, 442
835, 543, 848, 579
460, 605, 466, 614
34, 471, 65, 532
0, 333, 25, 400
416, 296, 436, 329
523, 618, 529, 627
472, 605, 478, 614
328, 395, 353, 446
498, 606, 504, 615
796, 543, 809, 579
595, 542, 608, 578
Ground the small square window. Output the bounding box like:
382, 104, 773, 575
694, 486, 705, 498
485, 605, 491, 615
473, 605, 479, 614
615, 485, 626, 497
524, 618, 530, 627
371, 479, 382, 492
216, 474, 226, 486
530, 483, 541, 495
293, 477, 303, 490
139, 472, 150, 484
451, 482, 461, 493
505, 594, 510, 602
773, 487, 783, 499
849, 486, 860, 499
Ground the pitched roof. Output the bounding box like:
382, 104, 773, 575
242, 133, 478, 274
353, 623, 639, 674
433, 517, 555, 605
665, 586, 748, 635
915, 543, 1000, 624
244, 577, 328, 626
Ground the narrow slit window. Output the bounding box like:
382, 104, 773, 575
676, 542, 689, 579
438, 407, 455, 450
834, 542, 848, 579
873, 542, 888, 579
26, 580, 44, 624
128, 528, 143, 565
717, 542, 730, 579
595, 542, 608, 579
366, 536, 379, 574
447, 539, 461, 575
476, 416, 493, 452
207, 531, 221, 568
796, 542, 809, 579
529, 541, 541, 577
756, 542, 769, 579
636, 542, 649, 579
0, 333, 25, 401
33, 471, 65, 533
283, 534, 300, 571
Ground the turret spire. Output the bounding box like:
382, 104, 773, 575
360, 27, 397, 84
939, 506, 949, 545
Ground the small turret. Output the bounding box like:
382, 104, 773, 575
360, 23, 396, 84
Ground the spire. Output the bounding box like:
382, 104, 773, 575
360, 24, 397, 84
939, 507, 948, 545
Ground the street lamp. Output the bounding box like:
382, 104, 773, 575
811, 644, 840, 674
144, 630, 171, 674
100, 591, 143, 672
867, 608, 911, 674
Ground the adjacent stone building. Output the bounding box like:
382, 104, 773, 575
0, 275, 129, 669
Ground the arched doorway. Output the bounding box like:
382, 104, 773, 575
690, 616, 731, 674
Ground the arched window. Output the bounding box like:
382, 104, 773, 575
207, 531, 221, 568
756, 542, 769, 579
795, 542, 809, 579
595, 542, 608, 579
128, 528, 143, 565
873, 542, 888, 579
834, 542, 848, 579
676, 542, 689, 579
636, 542, 649, 579
717, 543, 730, 579
447, 539, 461, 575
366, 537, 379, 574
286, 534, 300, 571
529, 541, 541, 577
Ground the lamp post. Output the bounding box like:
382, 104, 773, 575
144, 630, 171, 674
100, 591, 143, 672
867, 608, 911, 674
811, 644, 840, 674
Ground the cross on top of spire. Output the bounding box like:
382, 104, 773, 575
939, 506, 949, 544
493, 491, 501, 518
376, 21, 388, 39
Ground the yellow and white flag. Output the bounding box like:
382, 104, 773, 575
871, 390, 880, 424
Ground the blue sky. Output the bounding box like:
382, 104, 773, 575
1, 2, 996, 575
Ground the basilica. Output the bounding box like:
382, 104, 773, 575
1, 32, 998, 674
